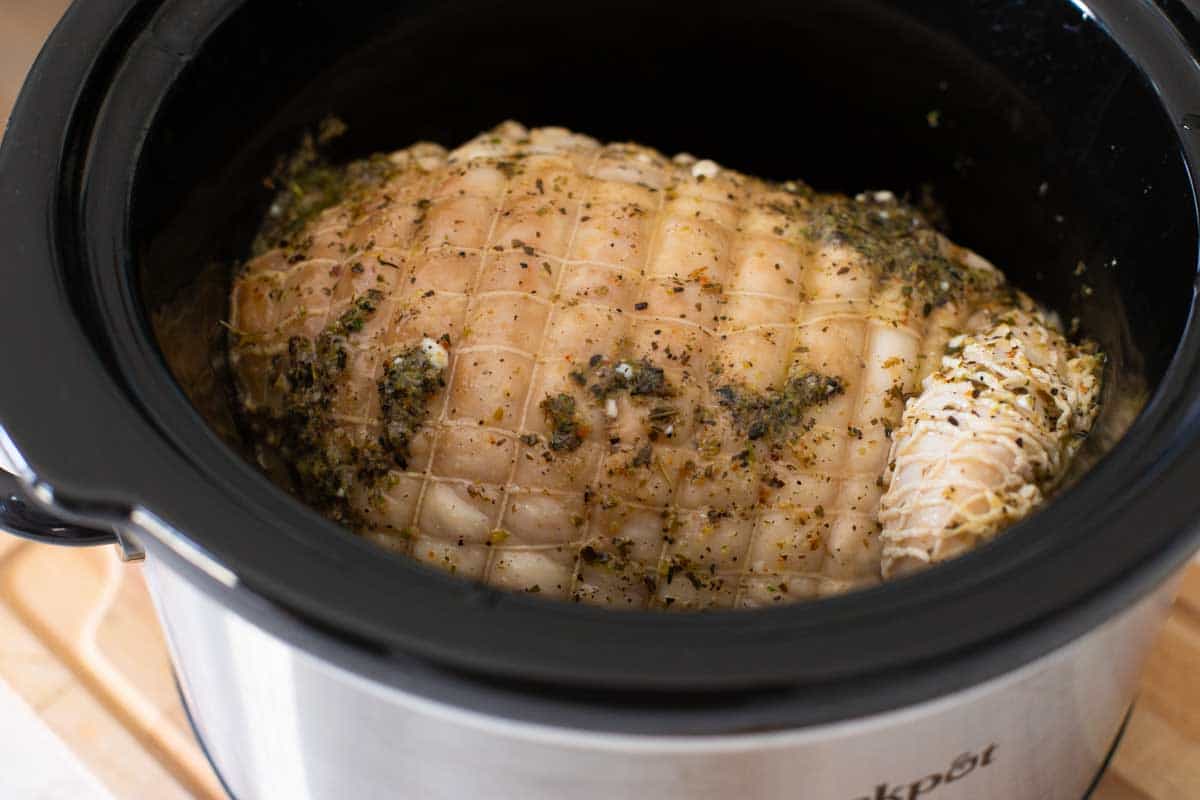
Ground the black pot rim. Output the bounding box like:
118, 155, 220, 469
2, 0, 1200, 721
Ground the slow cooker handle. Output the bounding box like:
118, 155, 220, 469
0, 470, 118, 548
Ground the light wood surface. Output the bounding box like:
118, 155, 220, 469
0, 539, 225, 799
0, 0, 67, 132
0, 2, 1197, 797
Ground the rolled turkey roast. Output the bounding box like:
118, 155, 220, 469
228, 122, 1101, 609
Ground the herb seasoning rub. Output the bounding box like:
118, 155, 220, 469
229, 121, 1101, 609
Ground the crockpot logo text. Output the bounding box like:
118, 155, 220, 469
851, 745, 996, 800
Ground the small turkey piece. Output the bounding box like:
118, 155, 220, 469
229, 121, 1099, 609
878, 305, 1101, 576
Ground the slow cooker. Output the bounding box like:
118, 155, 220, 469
3, 1, 1200, 798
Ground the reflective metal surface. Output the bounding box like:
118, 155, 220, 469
144, 556, 1178, 800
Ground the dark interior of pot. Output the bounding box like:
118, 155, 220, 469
136, 0, 1194, 588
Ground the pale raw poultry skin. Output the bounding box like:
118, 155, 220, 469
229, 121, 1101, 610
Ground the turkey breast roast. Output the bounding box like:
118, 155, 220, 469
228, 122, 1101, 609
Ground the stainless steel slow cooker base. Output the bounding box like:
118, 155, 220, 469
145, 554, 1179, 800
172, 698, 1136, 800
174, 699, 1136, 800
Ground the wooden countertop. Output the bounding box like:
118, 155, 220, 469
0, 537, 1195, 799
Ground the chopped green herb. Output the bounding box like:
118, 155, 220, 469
587, 357, 672, 401
333, 289, 384, 335
716, 371, 844, 442
257, 291, 395, 521
378, 344, 447, 469
540, 393, 585, 452
806, 193, 980, 307
253, 119, 398, 255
